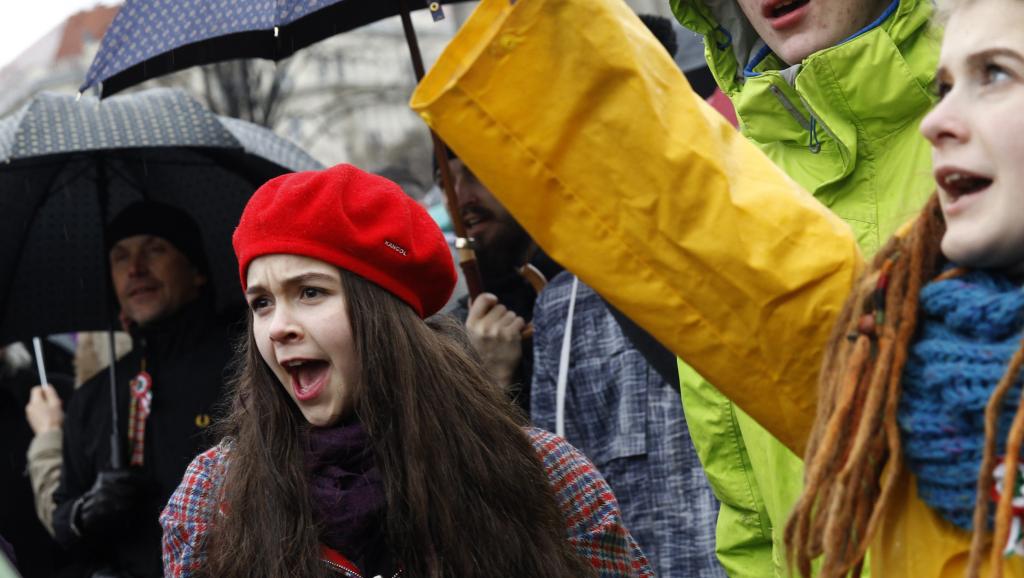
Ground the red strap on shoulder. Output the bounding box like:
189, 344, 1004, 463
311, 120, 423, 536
320, 545, 362, 575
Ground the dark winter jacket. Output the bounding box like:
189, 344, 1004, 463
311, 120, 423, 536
0, 349, 73, 578
52, 297, 237, 577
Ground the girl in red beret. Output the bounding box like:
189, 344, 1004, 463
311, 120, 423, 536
159, 164, 653, 578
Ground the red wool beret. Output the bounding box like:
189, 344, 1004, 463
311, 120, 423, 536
233, 164, 456, 318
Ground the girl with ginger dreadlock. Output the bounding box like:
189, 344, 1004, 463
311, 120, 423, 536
784, 0, 1024, 574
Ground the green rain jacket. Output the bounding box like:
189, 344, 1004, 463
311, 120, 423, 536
669, 0, 939, 575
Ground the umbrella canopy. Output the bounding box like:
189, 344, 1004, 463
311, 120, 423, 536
0, 87, 322, 345
81, 0, 472, 97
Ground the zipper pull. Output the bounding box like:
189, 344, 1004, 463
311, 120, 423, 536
808, 117, 821, 154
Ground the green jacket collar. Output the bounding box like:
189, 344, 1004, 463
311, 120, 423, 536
671, 0, 933, 93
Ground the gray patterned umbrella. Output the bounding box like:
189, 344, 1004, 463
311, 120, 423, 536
0, 87, 322, 344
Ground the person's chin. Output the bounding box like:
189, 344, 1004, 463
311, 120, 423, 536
135, 305, 174, 326
775, 31, 838, 65
303, 408, 341, 428
941, 233, 992, 268
127, 308, 158, 327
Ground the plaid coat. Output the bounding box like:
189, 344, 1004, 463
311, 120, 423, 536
161, 427, 654, 577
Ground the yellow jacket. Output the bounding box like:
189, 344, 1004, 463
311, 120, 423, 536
411, 0, 1024, 575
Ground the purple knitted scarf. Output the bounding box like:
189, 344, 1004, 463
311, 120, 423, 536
305, 418, 387, 566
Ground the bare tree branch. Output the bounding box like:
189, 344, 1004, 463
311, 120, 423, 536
198, 59, 293, 129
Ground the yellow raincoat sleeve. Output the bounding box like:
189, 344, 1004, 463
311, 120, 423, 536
410, 0, 862, 455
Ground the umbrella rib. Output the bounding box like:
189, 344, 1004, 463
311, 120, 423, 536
38, 159, 96, 198
103, 155, 145, 195
25, 150, 248, 201
103, 148, 270, 202
191, 147, 278, 190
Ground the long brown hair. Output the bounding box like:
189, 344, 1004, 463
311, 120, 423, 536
785, 194, 1024, 577
205, 270, 595, 578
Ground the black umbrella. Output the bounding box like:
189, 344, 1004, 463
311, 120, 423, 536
0, 87, 321, 467
80, 0, 486, 298
0, 87, 321, 344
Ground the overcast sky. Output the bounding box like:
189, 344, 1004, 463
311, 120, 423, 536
0, 1, 112, 69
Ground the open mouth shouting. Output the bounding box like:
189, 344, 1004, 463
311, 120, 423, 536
763, 0, 811, 29
936, 167, 994, 215
282, 358, 331, 401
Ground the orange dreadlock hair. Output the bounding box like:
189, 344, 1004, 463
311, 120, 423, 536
784, 192, 1024, 577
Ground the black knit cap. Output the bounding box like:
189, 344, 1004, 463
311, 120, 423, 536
105, 201, 209, 275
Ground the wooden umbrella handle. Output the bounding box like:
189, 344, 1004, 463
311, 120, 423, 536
517, 263, 548, 339
518, 263, 548, 294
398, 0, 486, 299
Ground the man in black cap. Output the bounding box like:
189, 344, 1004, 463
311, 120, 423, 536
51, 202, 237, 578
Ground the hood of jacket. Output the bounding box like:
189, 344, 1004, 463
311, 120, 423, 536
670, 0, 933, 94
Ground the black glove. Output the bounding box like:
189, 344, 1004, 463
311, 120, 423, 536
70, 470, 144, 538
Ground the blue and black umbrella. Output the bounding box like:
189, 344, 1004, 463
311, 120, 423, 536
81, 0, 470, 97
81, 0, 486, 297
0, 86, 320, 466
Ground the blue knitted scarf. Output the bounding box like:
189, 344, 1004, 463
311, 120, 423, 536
899, 269, 1024, 530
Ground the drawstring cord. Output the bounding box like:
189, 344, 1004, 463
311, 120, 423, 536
809, 116, 821, 154
555, 275, 580, 437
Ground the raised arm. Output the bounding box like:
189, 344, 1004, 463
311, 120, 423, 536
411, 0, 862, 454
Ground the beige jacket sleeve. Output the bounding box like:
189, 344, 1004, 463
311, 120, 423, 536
26, 429, 63, 536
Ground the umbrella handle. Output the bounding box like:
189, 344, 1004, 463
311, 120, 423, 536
516, 264, 548, 341
518, 263, 549, 294
399, 0, 485, 299
107, 329, 122, 470
435, 137, 484, 298
32, 337, 49, 387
